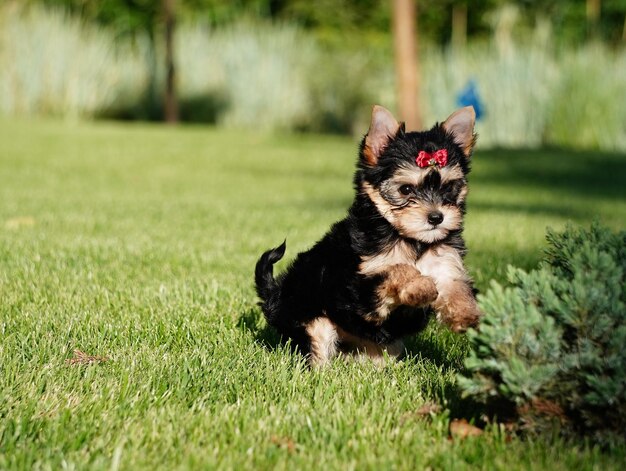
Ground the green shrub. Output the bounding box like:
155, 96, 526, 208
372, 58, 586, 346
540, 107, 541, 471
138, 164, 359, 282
176, 21, 315, 131
0, 4, 147, 118
458, 223, 626, 444
545, 45, 626, 150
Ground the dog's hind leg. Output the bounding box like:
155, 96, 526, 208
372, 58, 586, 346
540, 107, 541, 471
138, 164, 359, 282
305, 317, 340, 367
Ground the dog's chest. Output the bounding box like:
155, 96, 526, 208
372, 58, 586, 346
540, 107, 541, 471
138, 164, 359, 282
358, 241, 419, 276
359, 241, 464, 287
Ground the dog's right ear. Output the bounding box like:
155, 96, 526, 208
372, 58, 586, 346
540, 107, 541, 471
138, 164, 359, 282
363, 105, 402, 166
442, 106, 476, 157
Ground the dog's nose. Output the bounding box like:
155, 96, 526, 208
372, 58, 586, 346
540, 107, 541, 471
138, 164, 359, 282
427, 211, 444, 226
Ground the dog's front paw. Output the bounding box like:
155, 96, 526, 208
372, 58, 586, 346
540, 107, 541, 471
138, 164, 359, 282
448, 305, 482, 333
398, 275, 438, 307
436, 288, 482, 333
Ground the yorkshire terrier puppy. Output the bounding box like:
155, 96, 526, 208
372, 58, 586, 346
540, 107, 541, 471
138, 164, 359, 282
255, 105, 481, 366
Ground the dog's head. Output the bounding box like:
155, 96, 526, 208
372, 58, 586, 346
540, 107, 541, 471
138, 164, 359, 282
357, 105, 476, 244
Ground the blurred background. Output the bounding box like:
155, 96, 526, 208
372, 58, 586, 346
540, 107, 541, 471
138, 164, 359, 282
1, 0, 625, 150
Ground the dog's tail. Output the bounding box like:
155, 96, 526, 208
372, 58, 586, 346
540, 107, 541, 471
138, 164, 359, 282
254, 240, 286, 325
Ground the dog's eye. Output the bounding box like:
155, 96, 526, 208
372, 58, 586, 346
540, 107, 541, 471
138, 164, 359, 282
442, 180, 464, 203
399, 184, 414, 196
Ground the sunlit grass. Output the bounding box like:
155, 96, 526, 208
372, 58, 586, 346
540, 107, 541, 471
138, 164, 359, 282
0, 119, 625, 469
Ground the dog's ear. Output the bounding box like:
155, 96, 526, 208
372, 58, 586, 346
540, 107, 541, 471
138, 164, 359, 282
363, 105, 402, 166
442, 106, 476, 157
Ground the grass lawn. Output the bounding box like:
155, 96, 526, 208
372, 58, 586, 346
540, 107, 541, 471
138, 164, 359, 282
1, 119, 625, 470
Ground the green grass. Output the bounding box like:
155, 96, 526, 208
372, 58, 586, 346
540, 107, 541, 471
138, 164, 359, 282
1, 119, 625, 470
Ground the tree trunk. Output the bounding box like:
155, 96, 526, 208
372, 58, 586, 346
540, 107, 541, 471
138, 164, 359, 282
392, 0, 421, 130
164, 0, 178, 123
586, 0, 601, 39
452, 3, 467, 49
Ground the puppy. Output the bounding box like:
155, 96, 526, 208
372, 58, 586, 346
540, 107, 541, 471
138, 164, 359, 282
255, 105, 481, 366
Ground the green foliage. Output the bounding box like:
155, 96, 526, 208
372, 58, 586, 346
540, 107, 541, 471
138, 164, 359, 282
3, 3, 626, 148
176, 21, 316, 131
0, 4, 149, 118
542, 224, 626, 437
30, 0, 626, 46
545, 46, 626, 150
459, 280, 562, 405
459, 223, 626, 443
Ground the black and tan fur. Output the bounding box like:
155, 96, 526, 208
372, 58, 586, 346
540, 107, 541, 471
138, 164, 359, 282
255, 105, 481, 366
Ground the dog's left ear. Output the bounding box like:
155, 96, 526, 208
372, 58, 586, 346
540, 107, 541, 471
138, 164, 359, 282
442, 106, 476, 157
363, 105, 402, 166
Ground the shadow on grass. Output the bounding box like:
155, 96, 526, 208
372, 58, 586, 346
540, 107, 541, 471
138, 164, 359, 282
239, 309, 460, 366
238, 308, 467, 368
403, 325, 497, 421
238, 308, 490, 420
474, 148, 626, 200
403, 324, 468, 370
237, 307, 282, 351
470, 200, 591, 220
98, 90, 229, 123
238, 309, 468, 373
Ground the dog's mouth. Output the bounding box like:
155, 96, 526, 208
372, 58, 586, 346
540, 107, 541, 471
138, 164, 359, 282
398, 206, 463, 243
414, 225, 449, 243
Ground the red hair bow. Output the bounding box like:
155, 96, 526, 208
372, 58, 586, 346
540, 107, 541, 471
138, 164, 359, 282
416, 149, 448, 168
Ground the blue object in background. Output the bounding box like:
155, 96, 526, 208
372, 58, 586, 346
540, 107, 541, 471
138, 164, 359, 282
456, 79, 484, 120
